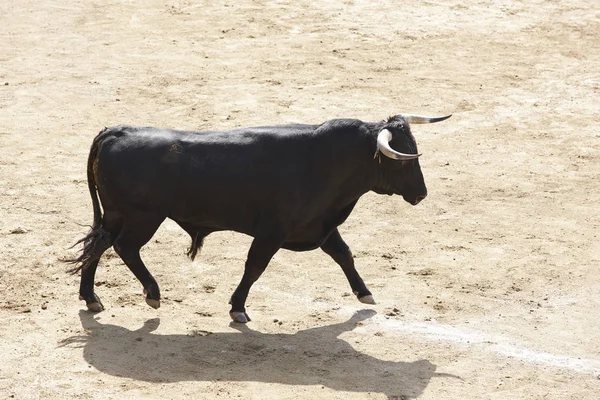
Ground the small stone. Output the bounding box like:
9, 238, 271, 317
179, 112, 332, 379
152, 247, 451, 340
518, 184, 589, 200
135, 337, 143, 341
386, 308, 401, 317
41, 303, 48, 310
9, 227, 27, 234
195, 311, 213, 317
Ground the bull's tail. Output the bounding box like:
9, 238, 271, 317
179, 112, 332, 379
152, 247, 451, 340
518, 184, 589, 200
66, 128, 114, 275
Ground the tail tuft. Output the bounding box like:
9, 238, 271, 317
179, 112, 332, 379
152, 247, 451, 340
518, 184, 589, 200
65, 227, 112, 274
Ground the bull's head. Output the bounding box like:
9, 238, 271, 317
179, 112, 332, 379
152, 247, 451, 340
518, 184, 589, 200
374, 113, 451, 205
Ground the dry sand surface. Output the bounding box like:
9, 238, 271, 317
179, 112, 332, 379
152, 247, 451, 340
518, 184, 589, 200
1, 0, 599, 399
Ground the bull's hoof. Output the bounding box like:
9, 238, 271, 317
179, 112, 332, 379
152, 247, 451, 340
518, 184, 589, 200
143, 288, 161, 309
358, 295, 376, 305
80, 295, 105, 312
145, 298, 161, 309
87, 302, 105, 312
230, 311, 251, 323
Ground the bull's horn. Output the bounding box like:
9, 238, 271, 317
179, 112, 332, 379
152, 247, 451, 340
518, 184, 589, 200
399, 114, 452, 124
376, 129, 421, 161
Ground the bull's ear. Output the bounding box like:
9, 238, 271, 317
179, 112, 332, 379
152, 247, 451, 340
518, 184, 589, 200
396, 114, 452, 124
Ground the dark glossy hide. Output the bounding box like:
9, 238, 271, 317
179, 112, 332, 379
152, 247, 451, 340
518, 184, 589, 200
69, 116, 428, 321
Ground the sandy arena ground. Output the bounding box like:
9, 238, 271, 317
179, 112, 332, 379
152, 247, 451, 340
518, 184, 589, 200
1, 0, 599, 399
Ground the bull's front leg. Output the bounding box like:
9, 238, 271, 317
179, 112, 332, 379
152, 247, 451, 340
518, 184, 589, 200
321, 228, 375, 305
229, 231, 285, 323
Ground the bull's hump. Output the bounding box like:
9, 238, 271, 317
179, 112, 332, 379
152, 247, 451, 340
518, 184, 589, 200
227, 124, 318, 137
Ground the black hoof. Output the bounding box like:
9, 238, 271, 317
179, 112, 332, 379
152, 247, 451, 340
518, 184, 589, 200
230, 311, 251, 323
143, 288, 161, 309
79, 295, 105, 312
145, 298, 161, 309
358, 295, 376, 305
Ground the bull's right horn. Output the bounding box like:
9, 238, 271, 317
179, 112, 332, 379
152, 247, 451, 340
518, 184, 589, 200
398, 114, 452, 124
376, 129, 421, 161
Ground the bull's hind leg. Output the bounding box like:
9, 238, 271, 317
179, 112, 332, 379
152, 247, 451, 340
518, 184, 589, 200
79, 259, 105, 312
112, 212, 165, 309
321, 228, 375, 304
229, 231, 285, 323
77, 211, 122, 312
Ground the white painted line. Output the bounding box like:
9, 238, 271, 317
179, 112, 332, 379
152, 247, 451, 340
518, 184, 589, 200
267, 289, 600, 375
368, 315, 600, 374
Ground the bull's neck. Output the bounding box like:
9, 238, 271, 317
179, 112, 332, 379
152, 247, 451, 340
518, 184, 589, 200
371, 151, 397, 195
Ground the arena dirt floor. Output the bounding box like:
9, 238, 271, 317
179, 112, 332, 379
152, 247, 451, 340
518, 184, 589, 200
1, 0, 599, 399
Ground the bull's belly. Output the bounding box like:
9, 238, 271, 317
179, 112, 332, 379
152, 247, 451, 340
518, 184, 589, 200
281, 227, 332, 251
280, 240, 325, 252
166, 197, 356, 252
169, 214, 334, 252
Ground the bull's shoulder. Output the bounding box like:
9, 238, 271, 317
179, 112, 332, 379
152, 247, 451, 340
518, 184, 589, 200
314, 119, 375, 142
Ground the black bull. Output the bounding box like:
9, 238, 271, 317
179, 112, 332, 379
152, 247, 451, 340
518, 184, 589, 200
68, 114, 450, 322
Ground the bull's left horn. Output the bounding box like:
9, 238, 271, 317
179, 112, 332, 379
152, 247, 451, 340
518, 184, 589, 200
399, 114, 452, 124
376, 129, 421, 161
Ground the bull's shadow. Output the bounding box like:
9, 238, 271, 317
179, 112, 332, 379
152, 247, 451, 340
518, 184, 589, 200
64, 310, 439, 398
